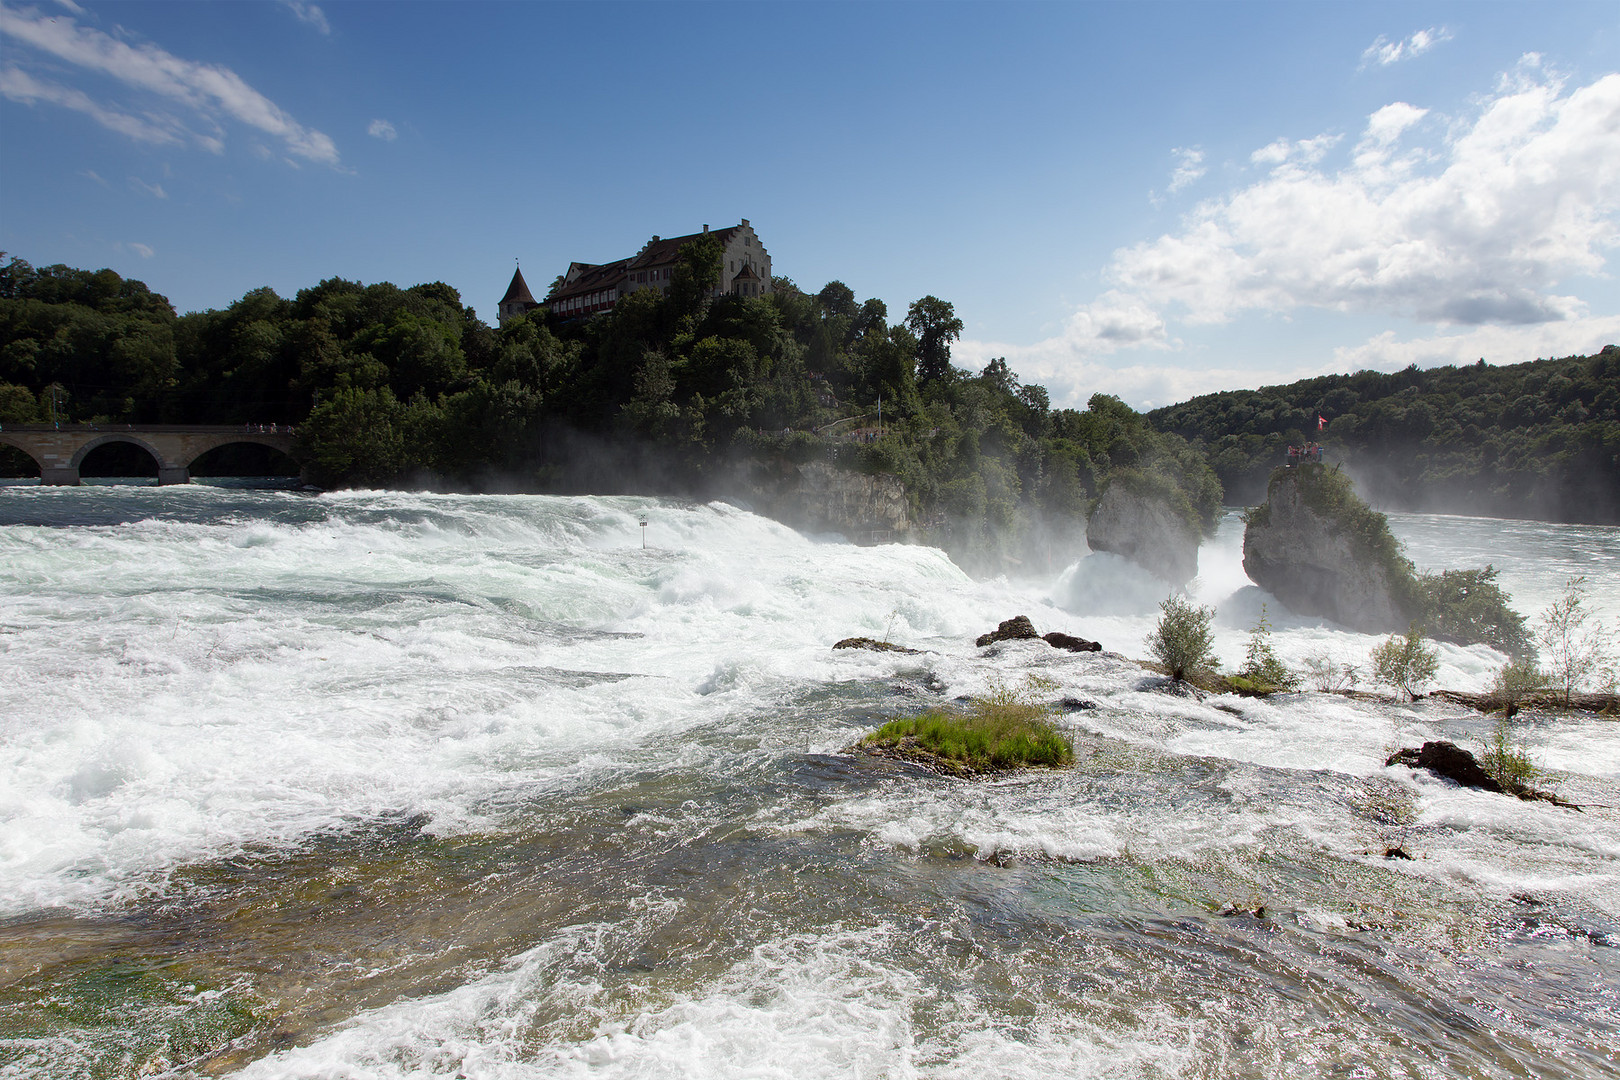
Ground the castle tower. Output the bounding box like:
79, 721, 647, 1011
498, 265, 539, 326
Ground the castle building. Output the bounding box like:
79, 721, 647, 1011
498, 219, 771, 325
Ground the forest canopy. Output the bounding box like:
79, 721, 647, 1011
1148, 351, 1620, 524
0, 252, 1221, 567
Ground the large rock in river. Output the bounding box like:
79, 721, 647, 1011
1242, 465, 1411, 633
1085, 483, 1200, 586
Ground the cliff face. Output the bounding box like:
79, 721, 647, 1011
1241, 467, 1410, 633
1084, 484, 1201, 586
744, 460, 913, 541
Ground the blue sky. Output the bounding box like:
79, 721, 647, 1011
3, 1, 1618, 410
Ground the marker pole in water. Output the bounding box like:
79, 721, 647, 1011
640, 519, 648, 548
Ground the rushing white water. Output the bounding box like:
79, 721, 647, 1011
1, 484, 1617, 1079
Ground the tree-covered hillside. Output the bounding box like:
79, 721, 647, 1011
1148, 351, 1620, 524
0, 251, 1219, 567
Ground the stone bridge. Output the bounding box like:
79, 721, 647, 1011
0, 424, 301, 485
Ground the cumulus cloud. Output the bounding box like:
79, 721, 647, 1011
1361, 27, 1452, 69
279, 1, 330, 35
1331, 316, 1620, 374
1166, 147, 1205, 194
368, 118, 396, 141
0, 2, 339, 165
1111, 66, 1620, 327
959, 63, 1620, 408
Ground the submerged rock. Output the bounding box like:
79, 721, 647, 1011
1085, 482, 1201, 586
1043, 631, 1101, 653
833, 637, 920, 654
1386, 740, 1505, 793
975, 616, 1041, 647
1242, 465, 1411, 633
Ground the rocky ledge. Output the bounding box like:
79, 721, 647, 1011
1085, 482, 1201, 586
1241, 465, 1409, 633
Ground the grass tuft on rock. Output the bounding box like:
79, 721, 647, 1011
860, 677, 1073, 775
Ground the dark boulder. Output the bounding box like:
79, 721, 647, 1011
975, 616, 1041, 647
1043, 631, 1101, 653
1386, 740, 1505, 794
833, 637, 920, 654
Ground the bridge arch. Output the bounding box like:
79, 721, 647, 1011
71, 433, 169, 476
0, 425, 302, 485
187, 438, 302, 478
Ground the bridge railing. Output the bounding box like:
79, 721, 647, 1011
0, 423, 296, 435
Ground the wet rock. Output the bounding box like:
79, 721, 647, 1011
1043, 630, 1102, 653
1085, 482, 1201, 586
1385, 740, 1505, 794
1242, 466, 1409, 633
1383, 846, 1414, 860
833, 637, 920, 654
975, 615, 1041, 647
1217, 902, 1267, 919
1060, 697, 1097, 711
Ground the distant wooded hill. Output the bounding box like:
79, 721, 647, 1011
1148, 349, 1620, 524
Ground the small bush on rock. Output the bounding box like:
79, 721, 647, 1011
1237, 605, 1298, 693
1148, 594, 1216, 683
1370, 626, 1439, 700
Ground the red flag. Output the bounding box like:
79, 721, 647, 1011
1317, 415, 1327, 431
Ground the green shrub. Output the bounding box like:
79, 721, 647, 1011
861, 675, 1072, 773
1147, 594, 1217, 683
1237, 604, 1298, 693
1480, 717, 1540, 793
1370, 626, 1439, 700
1412, 567, 1533, 659
1301, 652, 1359, 692
1537, 575, 1614, 706
1489, 657, 1545, 713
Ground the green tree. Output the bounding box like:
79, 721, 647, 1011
297, 386, 407, 486
1370, 626, 1439, 700
1238, 604, 1298, 691
1537, 576, 1614, 705
905, 295, 962, 385
1147, 594, 1216, 683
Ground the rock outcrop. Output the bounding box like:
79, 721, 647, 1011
1085, 483, 1200, 586
975, 616, 1041, 647
833, 637, 920, 654
1241, 466, 1410, 633
974, 616, 1102, 653
744, 460, 913, 542
1386, 741, 1504, 793
1043, 631, 1101, 653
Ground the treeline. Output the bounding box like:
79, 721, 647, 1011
1148, 351, 1620, 524
0, 250, 1219, 563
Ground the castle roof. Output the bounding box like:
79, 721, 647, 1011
500, 266, 536, 306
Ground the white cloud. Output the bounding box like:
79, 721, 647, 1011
1166, 147, 1204, 194
0, 64, 184, 145
1249, 133, 1342, 168
80, 168, 108, 186
1362, 102, 1428, 146
958, 63, 1620, 409
0, 2, 340, 165
126, 242, 154, 258
1110, 67, 1620, 327
1331, 316, 1620, 373
128, 176, 166, 198
368, 118, 396, 141
1361, 27, 1452, 69
52, 0, 84, 13
279, 1, 330, 35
